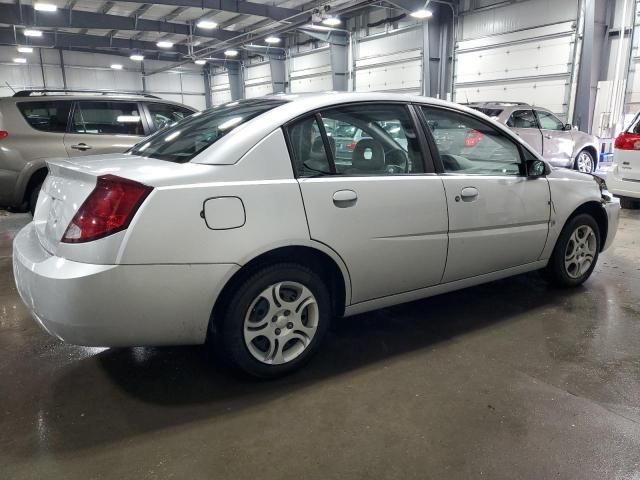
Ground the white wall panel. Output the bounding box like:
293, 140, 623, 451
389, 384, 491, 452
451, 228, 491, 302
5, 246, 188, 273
290, 74, 333, 93
289, 48, 332, 93
244, 62, 272, 98
358, 28, 422, 59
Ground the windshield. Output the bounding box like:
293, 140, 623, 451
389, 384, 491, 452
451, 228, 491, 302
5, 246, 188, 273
128, 98, 287, 163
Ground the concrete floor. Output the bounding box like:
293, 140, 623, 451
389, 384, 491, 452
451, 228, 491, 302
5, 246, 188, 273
1, 209, 639, 480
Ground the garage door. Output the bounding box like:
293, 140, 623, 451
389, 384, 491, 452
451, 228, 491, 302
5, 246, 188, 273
289, 47, 333, 93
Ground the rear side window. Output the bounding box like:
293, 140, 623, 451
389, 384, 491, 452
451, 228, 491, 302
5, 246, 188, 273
129, 99, 286, 163
507, 110, 538, 129
146, 102, 194, 131
286, 116, 333, 176
72, 101, 144, 136
17, 101, 72, 132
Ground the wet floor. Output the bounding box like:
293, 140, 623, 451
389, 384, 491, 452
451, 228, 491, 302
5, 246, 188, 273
1, 208, 639, 479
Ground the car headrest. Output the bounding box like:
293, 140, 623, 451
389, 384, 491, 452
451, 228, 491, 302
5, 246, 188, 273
352, 139, 385, 172
311, 136, 336, 156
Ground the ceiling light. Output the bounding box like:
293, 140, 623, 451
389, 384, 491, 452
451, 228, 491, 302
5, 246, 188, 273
194, 59, 206, 65
13, 58, 27, 63
410, 9, 433, 19
197, 20, 218, 29
265, 36, 281, 44
34, 3, 57, 12
224, 49, 239, 57
130, 54, 144, 61
322, 17, 341, 26
111, 64, 123, 70
156, 41, 173, 48
24, 29, 43, 37
17, 46, 33, 53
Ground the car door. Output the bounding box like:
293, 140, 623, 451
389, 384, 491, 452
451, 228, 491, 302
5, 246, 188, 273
535, 110, 574, 166
420, 105, 551, 283
506, 109, 543, 155
286, 103, 449, 304
64, 100, 146, 157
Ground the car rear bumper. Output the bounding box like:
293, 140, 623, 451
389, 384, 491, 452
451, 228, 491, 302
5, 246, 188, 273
607, 171, 640, 199
13, 222, 239, 347
602, 192, 620, 252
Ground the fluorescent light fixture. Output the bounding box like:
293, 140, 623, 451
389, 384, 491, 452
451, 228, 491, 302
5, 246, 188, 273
116, 115, 141, 123
111, 64, 123, 70
130, 54, 144, 61
306, 24, 332, 31
194, 59, 206, 65
322, 16, 341, 26
410, 9, 433, 19
265, 36, 281, 44
17, 46, 33, 53
13, 58, 27, 64
224, 49, 239, 57
197, 20, 218, 29
34, 3, 57, 12
156, 41, 173, 48
24, 29, 43, 37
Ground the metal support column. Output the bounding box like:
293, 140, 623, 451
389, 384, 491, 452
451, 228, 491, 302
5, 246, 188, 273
203, 63, 213, 108
573, 0, 596, 132
330, 39, 348, 91
227, 61, 244, 100
58, 48, 67, 90
269, 55, 287, 93
421, 21, 430, 96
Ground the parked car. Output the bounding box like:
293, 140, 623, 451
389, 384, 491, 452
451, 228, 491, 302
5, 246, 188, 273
0, 90, 196, 213
608, 113, 640, 208
13, 93, 620, 378
466, 102, 600, 173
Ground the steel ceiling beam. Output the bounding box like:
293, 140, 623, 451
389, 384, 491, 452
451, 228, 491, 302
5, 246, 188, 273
0, 4, 236, 41
0, 27, 190, 55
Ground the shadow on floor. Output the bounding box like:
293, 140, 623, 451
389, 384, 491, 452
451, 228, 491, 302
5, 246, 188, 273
10, 272, 586, 456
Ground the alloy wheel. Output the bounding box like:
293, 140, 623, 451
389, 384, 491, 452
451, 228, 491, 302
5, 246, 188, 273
576, 152, 594, 173
564, 225, 597, 279
243, 281, 319, 365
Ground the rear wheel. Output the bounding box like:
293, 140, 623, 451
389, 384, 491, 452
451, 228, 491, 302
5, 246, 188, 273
574, 150, 595, 174
546, 213, 600, 287
218, 263, 331, 378
620, 196, 639, 209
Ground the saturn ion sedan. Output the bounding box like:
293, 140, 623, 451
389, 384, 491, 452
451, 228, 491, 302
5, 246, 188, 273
13, 93, 620, 378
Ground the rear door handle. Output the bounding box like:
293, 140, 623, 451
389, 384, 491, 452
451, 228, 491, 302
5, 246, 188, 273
543, 134, 552, 140
333, 189, 357, 208
456, 187, 479, 202
71, 143, 92, 151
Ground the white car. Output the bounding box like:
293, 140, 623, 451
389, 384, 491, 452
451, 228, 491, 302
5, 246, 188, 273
608, 114, 640, 208
13, 93, 620, 378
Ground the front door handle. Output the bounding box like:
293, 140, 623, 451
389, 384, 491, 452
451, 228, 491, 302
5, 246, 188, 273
543, 134, 552, 140
333, 189, 357, 208
456, 187, 479, 202
71, 143, 92, 151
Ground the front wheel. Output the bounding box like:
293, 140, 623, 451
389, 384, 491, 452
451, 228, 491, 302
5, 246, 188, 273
546, 213, 600, 287
574, 150, 595, 174
218, 263, 331, 378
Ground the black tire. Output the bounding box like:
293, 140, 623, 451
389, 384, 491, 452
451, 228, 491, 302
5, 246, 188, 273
620, 196, 638, 209
574, 149, 596, 174
546, 213, 601, 288
217, 263, 332, 378
28, 181, 43, 216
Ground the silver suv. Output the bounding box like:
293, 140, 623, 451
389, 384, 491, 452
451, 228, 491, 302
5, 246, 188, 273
0, 90, 196, 213
466, 102, 600, 174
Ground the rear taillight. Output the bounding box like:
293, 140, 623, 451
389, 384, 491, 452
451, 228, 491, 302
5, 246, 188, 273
346, 141, 357, 152
0, 131, 8, 140
465, 129, 484, 147
62, 174, 152, 243
614, 132, 640, 150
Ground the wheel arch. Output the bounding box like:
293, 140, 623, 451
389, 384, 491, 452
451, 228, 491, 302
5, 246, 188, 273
210, 243, 351, 331
14, 160, 48, 208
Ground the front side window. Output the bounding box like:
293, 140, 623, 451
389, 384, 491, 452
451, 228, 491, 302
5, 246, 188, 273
72, 101, 143, 135
421, 106, 522, 176
147, 102, 194, 131
129, 98, 286, 163
536, 111, 565, 131
507, 110, 538, 129
17, 101, 72, 132
322, 104, 425, 175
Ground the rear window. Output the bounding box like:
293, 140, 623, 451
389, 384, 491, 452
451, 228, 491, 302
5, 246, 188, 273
128, 98, 286, 163
470, 107, 503, 118
17, 101, 72, 132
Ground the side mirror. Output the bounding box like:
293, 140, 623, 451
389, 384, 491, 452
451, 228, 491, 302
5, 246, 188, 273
527, 159, 550, 177
564, 123, 572, 131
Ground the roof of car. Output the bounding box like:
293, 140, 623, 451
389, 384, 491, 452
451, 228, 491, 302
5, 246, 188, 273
0, 93, 194, 108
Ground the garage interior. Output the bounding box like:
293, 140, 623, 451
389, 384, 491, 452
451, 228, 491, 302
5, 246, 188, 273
1, 0, 640, 478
